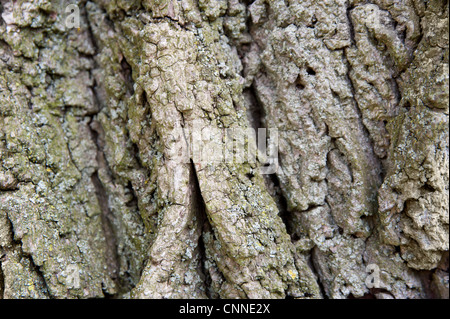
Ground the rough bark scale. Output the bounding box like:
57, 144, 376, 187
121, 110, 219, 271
0, 0, 448, 299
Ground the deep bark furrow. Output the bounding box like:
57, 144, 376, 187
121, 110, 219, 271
90, 171, 120, 286
0, 261, 3, 299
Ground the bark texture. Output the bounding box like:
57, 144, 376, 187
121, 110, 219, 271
0, 0, 448, 299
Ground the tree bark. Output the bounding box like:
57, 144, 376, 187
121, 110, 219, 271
0, 0, 448, 299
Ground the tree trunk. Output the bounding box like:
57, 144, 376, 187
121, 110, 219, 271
0, 0, 448, 299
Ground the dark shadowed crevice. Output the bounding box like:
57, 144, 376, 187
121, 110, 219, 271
344, 5, 382, 165
346, 6, 356, 45
190, 158, 206, 225
2, 213, 51, 298
244, 84, 293, 237
0, 260, 4, 299
25, 254, 51, 298
0, 1, 4, 26
309, 249, 328, 299
125, 181, 138, 208
89, 112, 149, 296
189, 159, 224, 298
88, 121, 121, 296
430, 252, 449, 299
120, 56, 135, 95
83, 2, 99, 53
189, 159, 213, 298
267, 172, 292, 233
83, 8, 121, 286
20, 252, 50, 297
416, 269, 437, 299
343, 52, 386, 212
344, 67, 380, 161
0, 185, 19, 192
85, 11, 141, 291
197, 232, 210, 298
90, 171, 120, 290
295, 74, 306, 90
85, 2, 155, 295
243, 64, 326, 298
413, 253, 449, 299
243, 88, 263, 131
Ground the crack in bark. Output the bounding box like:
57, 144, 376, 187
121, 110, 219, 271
84, 2, 99, 55
21, 249, 51, 298
0, 259, 4, 299
346, 4, 356, 46
88, 120, 122, 296
243, 85, 293, 233
83, 2, 136, 296
1, 214, 51, 298
307, 251, 327, 299
189, 159, 212, 298
90, 171, 120, 288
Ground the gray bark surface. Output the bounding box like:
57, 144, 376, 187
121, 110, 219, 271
0, 0, 448, 299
